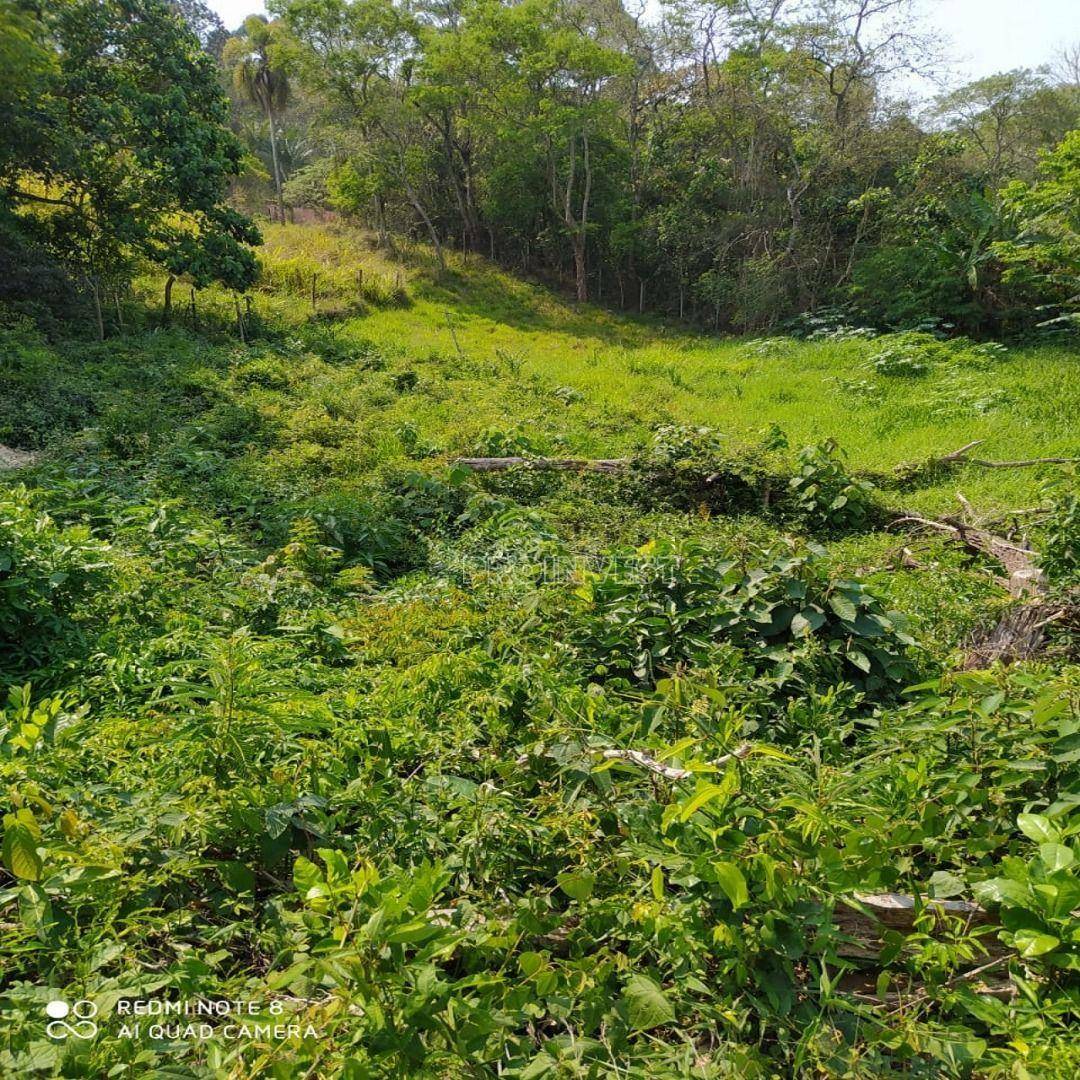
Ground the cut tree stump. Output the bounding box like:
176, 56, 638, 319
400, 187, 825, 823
963, 600, 1073, 669
834, 892, 1000, 960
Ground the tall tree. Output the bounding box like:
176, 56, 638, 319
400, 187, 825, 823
169, 0, 228, 56
224, 16, 291, 222
276, 0, 449, 268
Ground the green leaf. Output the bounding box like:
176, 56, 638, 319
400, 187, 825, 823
557, 871, 595, 902
1039, 844, 1075, 872
1018, 813, 1058, 844
1013, 929, 1060, 957
518, 951, 545, 978
790, 607, 825, 637
292, 855, 323, 896
846, 649, 871, 673
829, 593, 858, 621
622, 973, 675, 1031
712, 861, 748, 910
928, 870, 965, 898
2, 823, 42, 881
678, 781, 731, 822
973, 877, 1029, 907
650, 865, 665, 900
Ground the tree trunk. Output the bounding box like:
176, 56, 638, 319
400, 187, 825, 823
577, 130, 592, 303
402, 175, 445, 271
573, 235, 588, 303
267, 105, 285, 223
374, 194, 389, 247
91, 278, 104, 341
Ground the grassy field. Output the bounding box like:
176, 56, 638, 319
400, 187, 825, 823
1, 223, 1078, 1077
240, 224, 1079, 514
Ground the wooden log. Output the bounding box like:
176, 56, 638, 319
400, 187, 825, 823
454, 456, 628, 474
836, 963, 1015, 1006
890, 512, 1042, 595
0, 445, 38, 470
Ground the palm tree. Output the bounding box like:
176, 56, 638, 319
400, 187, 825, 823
227, 16, 289, 222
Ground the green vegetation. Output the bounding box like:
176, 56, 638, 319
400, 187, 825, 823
2, 0, 1079, 1075
0, 0, 260, 336
1, 224, 1078, 1076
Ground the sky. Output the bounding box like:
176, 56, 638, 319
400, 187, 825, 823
206, 0, 1079, 86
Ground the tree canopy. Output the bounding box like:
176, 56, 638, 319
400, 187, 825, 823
264, 0, 1079, 334
0, 0, 259, 328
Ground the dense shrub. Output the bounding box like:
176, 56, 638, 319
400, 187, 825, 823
631, 424, 772, 512
0, 487, 112, 677
1039, 476, 1079, 585
569, 538, 916, 693
295, 491, 414, 576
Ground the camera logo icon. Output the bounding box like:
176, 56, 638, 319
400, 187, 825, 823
45, 999, 98, 1039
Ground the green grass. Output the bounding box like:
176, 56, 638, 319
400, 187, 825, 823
162, 222, 1079, 516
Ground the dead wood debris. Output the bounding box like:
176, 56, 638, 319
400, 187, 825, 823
514, 743, 753, 780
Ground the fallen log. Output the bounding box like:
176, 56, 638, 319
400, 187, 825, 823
836, 959, 1015, 1006
459, 443, 1076, 482
454, 456, 628, 473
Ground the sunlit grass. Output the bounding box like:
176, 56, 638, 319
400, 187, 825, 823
143, 220, 1079, 516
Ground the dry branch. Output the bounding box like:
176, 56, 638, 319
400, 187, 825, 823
928, 441, 1077, 471
890, 511, 1042, 595
598, 743, 753, 780
514, 742, 753, 780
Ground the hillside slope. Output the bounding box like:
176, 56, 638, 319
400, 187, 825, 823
1, 223, 1078, 1078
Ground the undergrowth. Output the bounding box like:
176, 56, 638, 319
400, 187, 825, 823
1, 224, 1078, 1078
